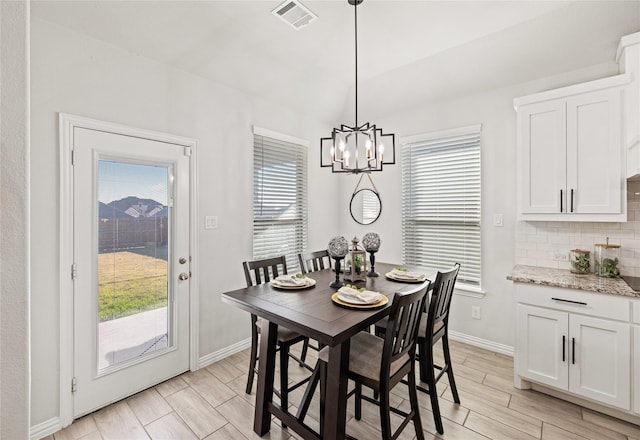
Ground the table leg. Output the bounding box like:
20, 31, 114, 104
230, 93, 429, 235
254, 320, 277, 436
323, 340, 350, 439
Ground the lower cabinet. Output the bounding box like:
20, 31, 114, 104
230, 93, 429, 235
515, 285, 632, 411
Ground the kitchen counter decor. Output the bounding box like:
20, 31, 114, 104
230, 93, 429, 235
594, 238, 621, 278
507, 265, 638, 297
569, 249, 591, 274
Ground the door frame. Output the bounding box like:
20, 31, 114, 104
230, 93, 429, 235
58, 113, 199, 427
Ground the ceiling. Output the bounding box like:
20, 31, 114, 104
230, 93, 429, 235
31, 0, 640, 124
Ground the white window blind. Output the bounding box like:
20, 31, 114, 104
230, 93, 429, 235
402, 126, 481, 286
253, 130, 308, 272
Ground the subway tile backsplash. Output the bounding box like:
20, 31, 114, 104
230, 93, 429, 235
515, 181, 640, 276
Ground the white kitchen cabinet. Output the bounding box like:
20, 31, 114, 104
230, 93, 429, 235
515, 284, 632, 411
617, 32, 640, 177
515, 74, 630, 221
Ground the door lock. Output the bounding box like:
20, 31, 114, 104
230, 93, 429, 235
179, 257, 187, 264
178, 272, 189, 281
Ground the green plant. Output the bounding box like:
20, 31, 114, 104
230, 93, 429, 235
595, 257, 620, 278
571, 253, 590, 274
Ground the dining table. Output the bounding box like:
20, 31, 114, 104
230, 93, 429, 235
221, 262, 434, 440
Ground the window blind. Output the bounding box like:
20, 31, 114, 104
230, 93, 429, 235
402, 127, 481, 286
253, 132, 308, 272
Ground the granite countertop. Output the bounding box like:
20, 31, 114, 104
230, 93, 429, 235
507, 265, 640, 298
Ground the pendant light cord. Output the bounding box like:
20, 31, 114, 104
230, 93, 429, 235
354, 0, 358, 128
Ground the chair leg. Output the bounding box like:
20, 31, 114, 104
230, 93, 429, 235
442, 334, 460, 403
424, 345, 444, 435
407, 366, 425, 440
246, 316, 259, 394
280, 343, 289, 428
300, 338, 309, 366
355, 383, 362, 420
379, 387, 392, 440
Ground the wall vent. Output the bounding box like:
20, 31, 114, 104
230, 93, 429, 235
272, 0, 318, 30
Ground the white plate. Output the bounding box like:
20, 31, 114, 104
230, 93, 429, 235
385, 271, 427, 283
337, 292, 382, 305
270, 278, 316, 290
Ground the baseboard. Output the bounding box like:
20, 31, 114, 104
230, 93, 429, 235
198, 337, 251, 369
448, 330, 514, 357
30, 416, 61, 440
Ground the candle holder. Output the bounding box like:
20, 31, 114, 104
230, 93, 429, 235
327, 236, 349, 289
362, 232, 381, 277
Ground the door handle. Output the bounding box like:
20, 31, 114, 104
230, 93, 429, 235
179, 272, 189, 281
562, 335, 566, 362
560, 189, 563, 213
572, 337, 576, 365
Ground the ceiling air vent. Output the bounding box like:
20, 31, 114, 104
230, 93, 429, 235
272, 0, 318, 30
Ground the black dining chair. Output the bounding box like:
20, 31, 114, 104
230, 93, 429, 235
373, 263, 461, 434
415, 263, 461, 434
297, 249, 332, 274
297, 282, 430, 440
242, 256, 312, 421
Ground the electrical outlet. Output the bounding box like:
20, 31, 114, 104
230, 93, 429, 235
205, 216, 218, 229
471, 306, 481, 320
553, 252, 569, 262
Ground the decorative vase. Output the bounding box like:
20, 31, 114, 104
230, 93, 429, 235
362, 232, 381, 277
327, 236, 349, 288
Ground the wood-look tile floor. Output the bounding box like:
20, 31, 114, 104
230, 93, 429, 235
47, 340, 640, 440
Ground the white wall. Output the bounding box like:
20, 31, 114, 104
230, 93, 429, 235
1, 1, 31, 438
30, 18, 337, 427
353, 62, 621, 348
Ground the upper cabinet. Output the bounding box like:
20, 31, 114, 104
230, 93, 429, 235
617, 33, 640, 178
515, 74, 631, 222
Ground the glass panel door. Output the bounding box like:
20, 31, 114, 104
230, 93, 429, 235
97, 160, 171, 371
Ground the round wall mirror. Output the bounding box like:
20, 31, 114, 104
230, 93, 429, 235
350, 189, 381, 225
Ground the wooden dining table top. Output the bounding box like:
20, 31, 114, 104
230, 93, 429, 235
221, 262, 433, 348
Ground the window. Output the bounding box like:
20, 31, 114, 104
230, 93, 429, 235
253, 127, 308, 271
402, 125, 481, 287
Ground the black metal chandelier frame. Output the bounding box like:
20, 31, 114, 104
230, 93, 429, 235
320, 0, 396, 174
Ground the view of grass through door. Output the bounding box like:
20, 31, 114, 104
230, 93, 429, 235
97, 159, 171, 369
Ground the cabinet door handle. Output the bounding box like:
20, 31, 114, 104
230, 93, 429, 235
572, 337, 576, 365
551, 297, 587, 306
562, 335, 566, 362
570, 189, 574, 213
560, 189, 563, 213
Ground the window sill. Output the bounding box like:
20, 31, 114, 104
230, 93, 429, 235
454, 283, 485, 298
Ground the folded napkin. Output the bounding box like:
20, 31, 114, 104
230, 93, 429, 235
390, 268, 426, 281
275, 274, 309, 286
338, 286, 382, 304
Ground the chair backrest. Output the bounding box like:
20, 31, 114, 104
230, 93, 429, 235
382, 282, 431, 376
242, 256, 288, 287
298, 250, 332, 274
426, 263, 461, 338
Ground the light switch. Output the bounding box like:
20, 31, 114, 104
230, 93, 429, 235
493, 213, 504, 227
205, 216, 218, 229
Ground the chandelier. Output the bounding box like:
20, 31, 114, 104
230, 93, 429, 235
320, 0, 395, 174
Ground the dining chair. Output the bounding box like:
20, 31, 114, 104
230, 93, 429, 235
415, 263, 461, 435
297, 282, 430, 440
296, 250, 332, 359
242, 256, 312, 421
297, 249, 332, 274
373, 263, 461, 434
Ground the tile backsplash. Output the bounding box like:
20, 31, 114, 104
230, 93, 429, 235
515, 181, 640, 276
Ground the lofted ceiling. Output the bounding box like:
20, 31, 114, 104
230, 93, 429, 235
31, 0, 640, 124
